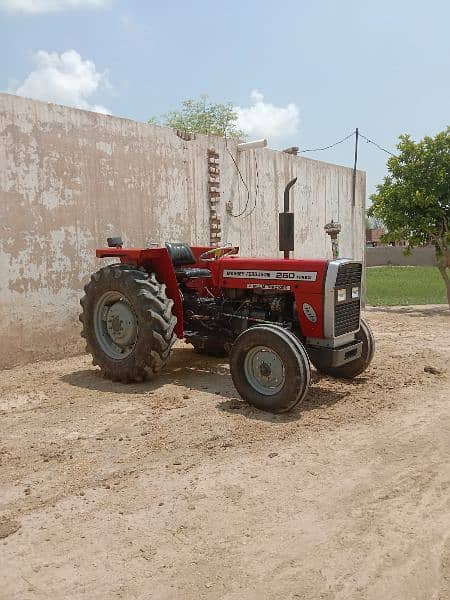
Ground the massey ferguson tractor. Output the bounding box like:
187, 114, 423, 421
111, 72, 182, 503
80, 178, 374, 413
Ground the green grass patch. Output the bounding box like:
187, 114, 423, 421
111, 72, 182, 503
365, 266, 447, 306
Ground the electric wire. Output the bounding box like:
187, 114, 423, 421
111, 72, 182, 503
225, 134, 260, 218
300, 131, 355, 153
301, 130, 396, 157
225, 136, 252, 218
358, 132, 397, 157
225, 128, 396, 219
242, 148, 259, 219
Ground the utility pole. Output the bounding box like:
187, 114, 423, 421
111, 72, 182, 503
352, 127, 359, 207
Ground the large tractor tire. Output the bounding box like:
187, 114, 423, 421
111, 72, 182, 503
310, 318, 375, 379
230, 324, 311, 413
80, 264, 177, 382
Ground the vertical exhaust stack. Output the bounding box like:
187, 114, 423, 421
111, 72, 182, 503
279, 177, 297, 259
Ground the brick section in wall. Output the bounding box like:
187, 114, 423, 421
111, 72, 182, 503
207, 149, 221, 246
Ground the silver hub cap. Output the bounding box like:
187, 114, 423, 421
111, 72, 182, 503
93, 291, 137, 359
243, 345, 285, 395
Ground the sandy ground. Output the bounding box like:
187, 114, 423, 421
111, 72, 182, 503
0, 305, 449, 600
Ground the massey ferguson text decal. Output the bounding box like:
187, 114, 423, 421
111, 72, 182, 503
223, 269, 317, 282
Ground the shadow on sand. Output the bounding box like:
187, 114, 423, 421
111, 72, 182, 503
61, 346, 352, 422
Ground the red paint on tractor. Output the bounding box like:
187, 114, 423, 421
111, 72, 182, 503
96, 247, 329, 339
212, 256, 328, 338
96, 247, 184, 337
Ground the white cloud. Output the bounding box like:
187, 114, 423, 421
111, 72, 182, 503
0, 0, 111, 13
236, 90, 299, 140
14, 50, 110, 114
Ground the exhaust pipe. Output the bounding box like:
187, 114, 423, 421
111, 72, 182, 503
279, 177, 297, 259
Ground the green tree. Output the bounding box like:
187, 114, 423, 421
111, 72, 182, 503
149, 95, 244, 139
368, 127, 450, 306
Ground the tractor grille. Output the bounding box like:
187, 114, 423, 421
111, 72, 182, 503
333, 262, 362, 336
334, 299, 361, 336
335, 262, 362, 287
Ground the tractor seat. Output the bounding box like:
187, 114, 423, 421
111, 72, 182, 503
165, 242, 211, 280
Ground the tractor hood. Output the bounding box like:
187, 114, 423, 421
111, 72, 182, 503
214, 256, 330, 294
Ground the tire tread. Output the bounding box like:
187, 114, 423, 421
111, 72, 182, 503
79, 263, 176, 382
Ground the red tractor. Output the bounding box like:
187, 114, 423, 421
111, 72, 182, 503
80, 178, 374, 413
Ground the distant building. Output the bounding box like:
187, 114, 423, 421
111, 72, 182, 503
366, 227, 385, 247
366, 228, 406, 247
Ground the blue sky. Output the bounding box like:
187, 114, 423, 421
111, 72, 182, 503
1, 0, 449, 199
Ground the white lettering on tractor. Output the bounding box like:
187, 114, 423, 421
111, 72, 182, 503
302, 303, 318, 323
246, 284, 291, 290
223, 269, 317, 282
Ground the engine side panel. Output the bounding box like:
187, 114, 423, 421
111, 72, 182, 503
215, 257, 329, 338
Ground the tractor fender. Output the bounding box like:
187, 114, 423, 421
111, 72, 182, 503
96, 247, 184, 338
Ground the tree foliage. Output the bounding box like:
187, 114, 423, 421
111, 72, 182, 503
149, 95, 244, 139
368, 127, 450, 305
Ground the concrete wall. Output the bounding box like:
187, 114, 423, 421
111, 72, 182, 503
366, 246, 436, 267
0, 93, 366, 368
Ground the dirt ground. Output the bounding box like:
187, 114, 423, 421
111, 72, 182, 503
1, 305, 449, 600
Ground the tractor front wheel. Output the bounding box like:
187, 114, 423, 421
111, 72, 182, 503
230, 324, 311, 413
80, 264, 177, 382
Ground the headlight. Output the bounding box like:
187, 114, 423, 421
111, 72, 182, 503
351, 286, 359, 299
337, 288, 347, 302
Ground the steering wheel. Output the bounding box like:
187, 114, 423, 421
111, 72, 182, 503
199, 245, 238, 262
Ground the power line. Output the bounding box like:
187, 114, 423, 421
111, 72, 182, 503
358, 132, 397, 157
300, 129, 397, 158
300, 131, 355, 153
225, 144, 252, 217
224, 128, 396, 219
225, 135, 260, 218
244, 148, 259, 219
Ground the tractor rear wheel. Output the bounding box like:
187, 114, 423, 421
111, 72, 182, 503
310, 318, 375, 379
230, 325, 311, 413
80, 264, 177, 382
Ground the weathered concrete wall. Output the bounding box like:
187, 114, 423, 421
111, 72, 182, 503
0, 93, 365, 368
366, 246, 436, 267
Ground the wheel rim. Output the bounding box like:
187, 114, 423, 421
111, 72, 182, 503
243, 345, 285, 396
93, 291, 138, 359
